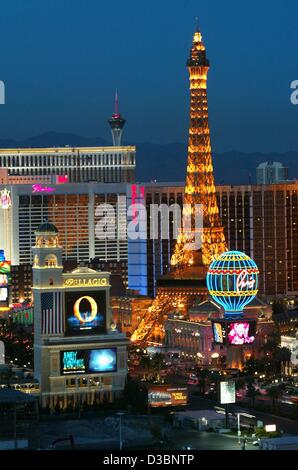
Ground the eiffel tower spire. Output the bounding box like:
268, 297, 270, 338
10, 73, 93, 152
131, 26, 227, 345
171, 27, 227, 268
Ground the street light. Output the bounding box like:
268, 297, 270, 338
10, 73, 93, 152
117, 412, 125, 450
237, 413, 241, 444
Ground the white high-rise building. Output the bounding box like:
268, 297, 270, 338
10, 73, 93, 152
0, 145, 135, 183
257, 161, 288, 185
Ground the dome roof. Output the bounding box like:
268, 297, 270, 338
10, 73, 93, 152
71, 266, 98, 275
36, 221, 58, 234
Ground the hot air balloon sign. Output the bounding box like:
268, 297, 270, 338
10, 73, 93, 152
206, 251, 259, 317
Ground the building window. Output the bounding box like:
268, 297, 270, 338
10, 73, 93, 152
45, 254, 58, 267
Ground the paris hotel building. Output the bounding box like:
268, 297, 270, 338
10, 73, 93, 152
144, 181, 298, 298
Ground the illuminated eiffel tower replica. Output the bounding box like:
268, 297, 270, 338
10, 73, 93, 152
131, 25, 227, 344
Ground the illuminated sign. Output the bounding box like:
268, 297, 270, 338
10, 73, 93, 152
56, 175, 68, 184
227, 322, 255, 345
207, 251, 259, 317
89, 349, 117, 373
212, 318, 256, 346
0, 260, 11, 287
212, 322, 225, 344
0, 189, 12, 209
63, 278, 108, 288
0, 274, 8, 287
60, 348, 117, 375
61, 350, 86, 374
220, 381, 236, 405
265, 424, 277, 433
73, 296, 98, 323
131, 184, 145, 224
0, 288, 8, 302
148, 386, 188, 408
32, 184, 56, 193
236, 270, 256, 293
64, 290, 106, 336
0, 260, 11, 274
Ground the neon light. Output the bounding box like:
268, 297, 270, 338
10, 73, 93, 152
0, 189, 12, 209
227, 322, 255, 345
206, 250, 259, 317
131, 184, 145, 225
56, 175, 68, 184
236, 270, 256, 292
0, 274, 8, 286
32, 184, 56, 193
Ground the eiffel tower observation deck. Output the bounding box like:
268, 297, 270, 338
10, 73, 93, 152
131, 25, 227, 344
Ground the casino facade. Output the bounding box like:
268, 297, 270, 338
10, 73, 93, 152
32, 221, 128, 409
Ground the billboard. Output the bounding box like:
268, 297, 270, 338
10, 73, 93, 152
227, 321, 256, 345
0, 261, 11, 287
0, 261, 11, 274
212, 319, 256, 346
148, 386, 188, 408
0, 288, 8, 302
220, 381, 236, 404
0, 189, 12, 209
0, 274, 9, 287
60, 350, 87, 375
64, 291, 106, 336
60, 348, 117, 375
212, 322, 225, 344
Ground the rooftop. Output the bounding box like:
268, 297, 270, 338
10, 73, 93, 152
36, 221, 58, 234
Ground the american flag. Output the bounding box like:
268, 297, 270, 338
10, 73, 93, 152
41, 291, 63, 335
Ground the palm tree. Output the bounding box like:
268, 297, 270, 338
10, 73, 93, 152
198, 369, 211, 395
151, 353, 165, 370
273, 347, 292, 375
267, 385, 283, 410
246, 378, 259, 408
139, 355, 152, 381
151, 353, 165, 382
261, 329, 282, 375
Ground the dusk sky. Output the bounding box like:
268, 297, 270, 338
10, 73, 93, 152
0, 0, 297, 152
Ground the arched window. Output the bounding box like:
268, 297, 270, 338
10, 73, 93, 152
45, 254, 58, 268
49, 278, 54, 286
36, 236, 46, 247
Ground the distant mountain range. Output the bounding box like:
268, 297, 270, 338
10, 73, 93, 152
0, 131, 297, 185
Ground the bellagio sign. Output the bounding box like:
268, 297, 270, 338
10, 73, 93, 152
63, 278, 109, 288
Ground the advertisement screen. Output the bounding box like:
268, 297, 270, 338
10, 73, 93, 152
220, 381, 236, 404
0, 288, 8, 302
0, 275, 9, 287
61, 350, 87, 375
60, 348, 117, 375
64, 291, 106, 336
212, 322, 224, 344
148, 386, 188, 408
212, 319, 256, 346
0, 261, 11, 274
227, 321, 256, 345
89, 348, 117, 373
